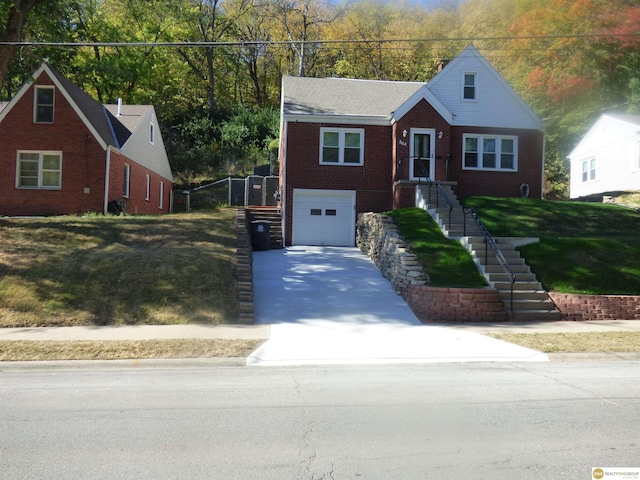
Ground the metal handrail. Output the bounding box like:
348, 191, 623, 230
464, 207, 517, 311
414, 157, 454, 227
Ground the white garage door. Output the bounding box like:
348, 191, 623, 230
292, 189, 356, 246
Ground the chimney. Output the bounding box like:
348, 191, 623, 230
116, 98, 122, 116
438, 59, 450, 72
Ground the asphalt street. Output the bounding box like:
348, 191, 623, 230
1, 361, 639, 480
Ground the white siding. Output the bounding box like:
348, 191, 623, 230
569, 115, 640, 198
117, 108, 173, 181
427, 45, 542, 130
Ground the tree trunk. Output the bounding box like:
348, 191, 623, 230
0, 0, 45, 93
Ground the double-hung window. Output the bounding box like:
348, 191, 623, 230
320, 128, 364, 165
463, 73, 477, 100
463, 134, 517, 171
17, 151, 62, 188
581, 158, 596, 183
34, 86, 55, 123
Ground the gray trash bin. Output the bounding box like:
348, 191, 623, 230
251, 220, 271, 251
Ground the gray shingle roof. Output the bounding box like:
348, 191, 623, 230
46, 64, 131, 148
282, 76, 426, 119
104, 104, 152, 133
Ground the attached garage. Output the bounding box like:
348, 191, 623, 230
292, 189, 356, 246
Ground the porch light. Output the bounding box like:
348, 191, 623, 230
403, 129, 407, 138
438, 131, 443, 139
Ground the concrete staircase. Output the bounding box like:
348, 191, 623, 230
416, 184, 562, 321
246, 206, 283, 249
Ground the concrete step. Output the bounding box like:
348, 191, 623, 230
507, 310, 564, 321
483, 264, 532, 274
502, 298, 558, 311
474, 256, 527, 267
487, 272, 537, 282
499, 290, 550, 301
492, 280, 543, 291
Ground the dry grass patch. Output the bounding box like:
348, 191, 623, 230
489, 332, 640, 353
0, 339, 264, 361
0, 209, 238, 327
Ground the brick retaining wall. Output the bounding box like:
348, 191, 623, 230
549, 293, 640, 321
357, 212, 508, 323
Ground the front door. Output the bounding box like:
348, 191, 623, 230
410, 128, 435, 180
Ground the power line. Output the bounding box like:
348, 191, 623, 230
0, 32, 638, 48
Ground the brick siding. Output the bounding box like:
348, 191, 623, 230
0, 71, 172, 216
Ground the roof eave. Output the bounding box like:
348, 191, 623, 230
284, 113, 392, 126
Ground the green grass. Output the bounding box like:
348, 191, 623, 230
463, 197, 640, 295
385, 208, 487, 288
0, 210, 239, 327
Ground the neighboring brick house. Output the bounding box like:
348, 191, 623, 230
278, 44, 545, 246
0, 63, 173, 216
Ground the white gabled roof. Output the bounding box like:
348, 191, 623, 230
568, 113, 640, 160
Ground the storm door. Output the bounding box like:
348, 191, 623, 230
410, 129, 435, 180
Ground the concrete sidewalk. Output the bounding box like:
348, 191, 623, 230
2, 320, 639, 343
0, 324, 269, 341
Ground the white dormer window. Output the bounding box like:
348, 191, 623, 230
34, 86, 55, 123
463, 73, 477, 100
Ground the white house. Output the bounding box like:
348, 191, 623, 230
568, 113, 640, 199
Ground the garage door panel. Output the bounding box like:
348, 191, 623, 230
292, 190, 355, 246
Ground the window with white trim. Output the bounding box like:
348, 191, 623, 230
123, 164, 131, 197
580, 158, 596, 183
159, 181, 164, 209
16, 151, 62, 188
463, 73, 477, 100
145, 174, 150, 201
320, 128, 364, 165
34, 86, 55, 123
463, 134, 517, 171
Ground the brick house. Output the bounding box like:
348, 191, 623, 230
0, 63, 173, 216
278, 44, 545, 246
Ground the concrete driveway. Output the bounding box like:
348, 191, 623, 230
247, 246, 548, 366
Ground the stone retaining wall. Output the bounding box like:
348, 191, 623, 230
356, 212, 428, 293
549, 293, 640, 321
357, 212, 508, 323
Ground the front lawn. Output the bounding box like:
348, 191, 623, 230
0, 210, 238, 327
464, 197, 640, 295
385, 208, 487, 288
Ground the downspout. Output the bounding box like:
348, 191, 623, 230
280, 119, 288, 246
103, 147, 111, 214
